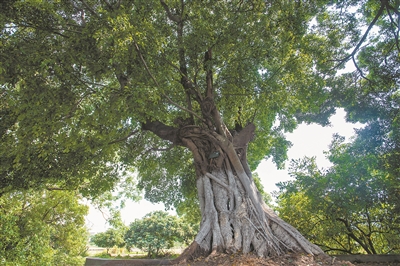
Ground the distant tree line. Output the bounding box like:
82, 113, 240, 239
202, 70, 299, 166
91, 211, 197, 258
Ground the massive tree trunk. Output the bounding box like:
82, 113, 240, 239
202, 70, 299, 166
143, 120, 323, 260
140, 1, 323, 259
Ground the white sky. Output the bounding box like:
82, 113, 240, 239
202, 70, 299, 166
85, 108, 364, 233
257, 108, 364, 195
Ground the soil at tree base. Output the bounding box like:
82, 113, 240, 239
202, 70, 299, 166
95, 253, 400, 266
172, 253, 400, 266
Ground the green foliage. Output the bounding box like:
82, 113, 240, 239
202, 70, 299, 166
276, 134, 400, 254
0, 0, 335, 203
91, 228, 126, 254
94, 252, 113, 259
0, 189, 89, 266
2, 0, 398, 258
275, 0, 400, 255
177, 218, 198, 247
253, 173, 273, 206
124, 211, 196, 257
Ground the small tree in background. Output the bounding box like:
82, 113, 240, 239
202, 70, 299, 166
91, 228, 126, 255
125, 211, 183, 258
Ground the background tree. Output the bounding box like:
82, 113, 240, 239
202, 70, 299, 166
276, 134, 400, 254
177, 217, 198, 247
91, 228, 126, 255
310, 0, 400, 181
124, 211, 184, 258
0, 190, 89, 266
336, 0, 400, 214
275, 0, 400, 255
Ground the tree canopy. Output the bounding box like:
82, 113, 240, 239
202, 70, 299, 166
1, 0, 399, 260
0, 0, 333, 198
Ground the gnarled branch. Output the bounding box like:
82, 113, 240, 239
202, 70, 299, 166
334, 1, 386, 69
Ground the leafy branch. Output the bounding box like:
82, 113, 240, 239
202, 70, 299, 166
132, 39, 205, 122
334, 1, 386, 70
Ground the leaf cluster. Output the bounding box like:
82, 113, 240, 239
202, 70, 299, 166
0, 189, 89, 265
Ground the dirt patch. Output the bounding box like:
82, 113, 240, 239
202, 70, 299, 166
174, 253, 400, 266
354, 264, 400, 266
173, 253, 349, 266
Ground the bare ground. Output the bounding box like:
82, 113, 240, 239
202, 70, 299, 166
173, 253, 400, 266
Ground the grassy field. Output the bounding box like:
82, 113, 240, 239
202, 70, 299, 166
87, 246, 184, 259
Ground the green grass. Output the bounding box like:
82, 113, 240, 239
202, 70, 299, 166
91, 250, 181, 260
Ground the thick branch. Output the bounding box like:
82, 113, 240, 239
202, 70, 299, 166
160, 0, 199, 115
204, 48, 213, 98
233, 123, 255, 148
181, 137, 207, 175
335, 1, 385, 68
232, 123, 255, 177
142, 121, 180, 145
160, 58, 203, 102
176, 11, 195, 118
211, 105, 228, 138
160, 0, 181, 22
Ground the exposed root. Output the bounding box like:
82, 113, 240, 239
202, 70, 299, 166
169, 126, 323, 259
192, 169, 324, 258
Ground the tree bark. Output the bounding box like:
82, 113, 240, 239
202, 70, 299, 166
143, 121, 323, 261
